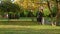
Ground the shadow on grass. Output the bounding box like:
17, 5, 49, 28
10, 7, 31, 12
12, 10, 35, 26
0, 21, 39, 26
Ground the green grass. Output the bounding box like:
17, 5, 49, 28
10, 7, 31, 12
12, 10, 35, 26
0, 20, 60, 34
0, 21, 38, 25
0, 25, 60, 34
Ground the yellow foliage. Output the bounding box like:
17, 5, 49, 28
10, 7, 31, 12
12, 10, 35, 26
14, 0, 47, 10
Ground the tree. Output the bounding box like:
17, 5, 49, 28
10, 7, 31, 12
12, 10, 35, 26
56, 0, 60, 26
0, 1, 20, 19
47, 0, 58, 26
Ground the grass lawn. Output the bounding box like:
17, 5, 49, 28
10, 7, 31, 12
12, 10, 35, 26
0, 20, 60, 34
0, 25, 60, 34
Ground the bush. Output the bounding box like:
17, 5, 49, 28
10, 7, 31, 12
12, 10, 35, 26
8, 12, 20, 19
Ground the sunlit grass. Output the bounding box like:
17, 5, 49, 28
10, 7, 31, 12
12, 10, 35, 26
0, 25, 60, 34
0, 25, 60, 29
0, 21, 60, 34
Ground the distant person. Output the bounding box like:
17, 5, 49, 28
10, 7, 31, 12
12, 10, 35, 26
37, 11, 43, 25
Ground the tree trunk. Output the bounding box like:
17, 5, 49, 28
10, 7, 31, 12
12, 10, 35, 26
56, 0, 60, 26
56, 9, 60, 26
50, 12, 54, 26
47, 1, 54, 26
47, 0, 58, 26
